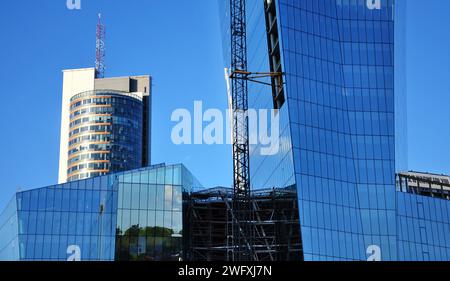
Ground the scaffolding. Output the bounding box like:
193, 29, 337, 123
186, 187, 302, 261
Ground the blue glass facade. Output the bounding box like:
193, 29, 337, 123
280, 0, 397, 261
0, 196, 19, 260
0, 164, 201, 261
219, 0, 450, 261
397, 193, 450, 261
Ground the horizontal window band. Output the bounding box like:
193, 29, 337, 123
67, 159, 110, 170
70, 95, 113, 108
67, 169, 109, 179
68, 150, 111, 161
69, 113, 112, 126
68, 131, 110, 142
68, 141, 110, 150
69, 122, 112, 133
70, 104, 112, 115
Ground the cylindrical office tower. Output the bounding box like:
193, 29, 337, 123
67, 90, 144, 182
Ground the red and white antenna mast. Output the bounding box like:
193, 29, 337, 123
95, 13, 106, 78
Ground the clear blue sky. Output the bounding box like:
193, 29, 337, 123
0, 0, 449, 210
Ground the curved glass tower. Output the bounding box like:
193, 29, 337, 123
67, 90, 144, 181
58, 68, 151, 183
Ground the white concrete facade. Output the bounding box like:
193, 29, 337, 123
58, 68, 96, 183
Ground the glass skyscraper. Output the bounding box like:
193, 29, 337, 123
58, 69, 152, 184
67, 90, 145, 182
0, 164, 201, 261
219, 0, 450, 261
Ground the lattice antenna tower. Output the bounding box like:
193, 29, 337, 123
95, 13, 106, 78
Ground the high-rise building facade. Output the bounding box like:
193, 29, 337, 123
59, 68, 151, 183
219, 0, 450, 261
0, 164, 201, 261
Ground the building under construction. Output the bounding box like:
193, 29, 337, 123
397, 171, 450, 200
185, 187, 302, 261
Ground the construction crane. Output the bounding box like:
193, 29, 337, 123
95, 13, 106, 78
229, 0, 254, 262
229, 0, 284, 261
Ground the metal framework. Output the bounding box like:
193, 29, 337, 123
229, 0, 253, 261
186, 187, 302, 261
229, 0, 286, 261
264, 0, 285, 109
95, 13, 106, 79
397, 173, 450, 200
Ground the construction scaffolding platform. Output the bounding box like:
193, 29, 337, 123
185, 187, 302, 261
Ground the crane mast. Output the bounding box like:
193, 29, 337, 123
229, 0, 254, 261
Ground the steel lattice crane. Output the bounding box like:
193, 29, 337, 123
229, 0, 254, 261
229, 0, 284, 261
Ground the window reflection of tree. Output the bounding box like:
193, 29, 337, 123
115, 224, 182, 261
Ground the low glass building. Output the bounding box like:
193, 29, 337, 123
0, 164, 201, 261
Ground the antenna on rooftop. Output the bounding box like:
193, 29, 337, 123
95, 13, 106, 78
